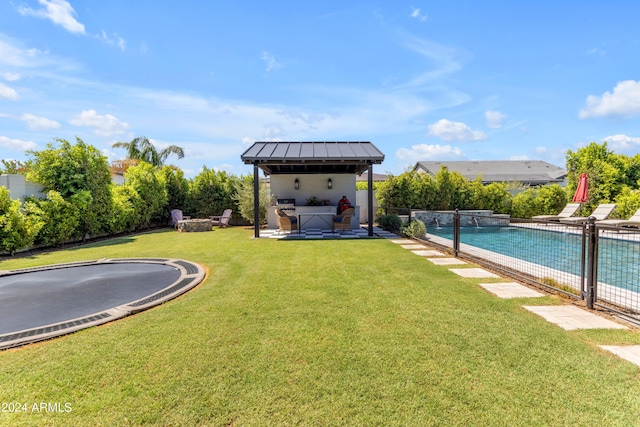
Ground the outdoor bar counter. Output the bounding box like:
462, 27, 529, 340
267, 206, 359, 230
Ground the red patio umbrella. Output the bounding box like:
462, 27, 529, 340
572, 173, 589, 203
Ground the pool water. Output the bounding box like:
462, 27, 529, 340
428, 226, 640, 293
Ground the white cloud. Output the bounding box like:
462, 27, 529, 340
534, 146, 547, 154
396, 143, 464, 160
17, 0, 85, 34
485, 110, 506, 129
0, 36, 54, 69
260, 51, 282, 73
0, 82, 19, 100
604, 134, 640, 151
579, 80, 640, 119
509, 155, 529, 161
428, 119, 487, 142
2, 72, 20, 81
69, 109, 129, 136
96, 30, 126, 52
587, 47, 606, 56
20, 113, 61, 130
0, 135, 37, 151
410, 7, 428, 22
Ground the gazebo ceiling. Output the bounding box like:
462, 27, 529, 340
241, 141, 385, 175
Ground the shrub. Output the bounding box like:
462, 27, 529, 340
108, 185, 139, 234
376, 214, 403, 233
613, 187, 640, 219
0, 187, 35, 254
25, 191, 81, 247
26, 137, 112, 237
403, 219, 427, 240
124, 162, 168, 228
187, 167, 237, 218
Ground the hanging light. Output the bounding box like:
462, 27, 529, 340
294, 178, 299, 190
327, 178, 333, 189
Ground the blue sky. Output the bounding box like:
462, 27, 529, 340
1, 1, 640, 178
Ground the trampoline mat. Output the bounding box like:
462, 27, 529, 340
0, 263, 181, 334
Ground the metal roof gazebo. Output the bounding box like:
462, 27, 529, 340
241, 141, 385, 237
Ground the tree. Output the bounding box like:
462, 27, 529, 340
0, 159, 29, 174
565, 142, 625, 211
112, 136, 184, 167
235, 174, 270, 224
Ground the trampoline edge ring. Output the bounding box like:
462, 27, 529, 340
0, 258, 205, 350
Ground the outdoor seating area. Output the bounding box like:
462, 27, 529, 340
171, 208, 233, 232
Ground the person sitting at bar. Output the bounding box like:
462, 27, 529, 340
338, 195, 352, 213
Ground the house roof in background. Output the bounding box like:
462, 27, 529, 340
355, 171, 390, 182
414, 160, 566, 185
241, 141, 385, 175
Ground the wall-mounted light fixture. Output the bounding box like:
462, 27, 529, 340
294, 178, 300, 190
327, 178, 333, 189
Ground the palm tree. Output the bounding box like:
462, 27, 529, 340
112, 136, 184, 167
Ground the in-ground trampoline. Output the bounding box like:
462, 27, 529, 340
0, 258, 205, 350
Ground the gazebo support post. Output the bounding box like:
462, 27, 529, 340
253, 162, 260, 238
367, 163, 374, 237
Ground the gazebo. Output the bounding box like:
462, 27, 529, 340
241, 141, 385, 237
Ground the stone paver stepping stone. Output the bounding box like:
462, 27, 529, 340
449, 268, 500, 278
411, 250, 444, 257
524, 305, 627, 330
427, 258, 467, 265
480, 282, 545, 299
390, 239, 414, 244
401, 244, 427, 250
600, 345, 640, 367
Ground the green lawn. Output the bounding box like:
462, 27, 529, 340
1, 227, 640, 426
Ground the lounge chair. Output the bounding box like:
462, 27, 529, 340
170, 209, 190, 228
275, 208, 297, 233
210, 209, 232, 228
333, 207, 355, 233
597, 207, 640, 228
559, 203, 617, 225
532, 203, 581, 221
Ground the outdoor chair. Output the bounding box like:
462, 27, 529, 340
170, 209, 190, 229
333, 207, 355, 233
532, 203, 581, 221
275, 208, 297, 233
597, 207, 640, 228
210, 209, 233, 228
559, 203, 617, 225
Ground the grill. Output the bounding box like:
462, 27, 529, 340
276, 198, 296, 213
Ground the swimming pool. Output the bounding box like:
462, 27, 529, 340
428, 225, 640, 295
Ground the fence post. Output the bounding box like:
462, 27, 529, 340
408, 207, 412, 224
586, 216, 597, 309
453, 208, 460, 257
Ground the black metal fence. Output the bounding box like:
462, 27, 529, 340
413, 209, 640, 321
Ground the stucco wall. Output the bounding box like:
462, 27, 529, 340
0, 174, 45, 202
270, 173, 356, 207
